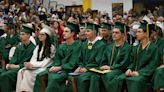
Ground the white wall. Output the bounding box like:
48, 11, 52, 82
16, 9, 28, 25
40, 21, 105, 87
44, 0, 133, 18
91, 0, 111, 14
49, 0, 82, 6
91, 0, 133, 18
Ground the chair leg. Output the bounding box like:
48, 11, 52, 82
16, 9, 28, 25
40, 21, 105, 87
40, 74, 48, 92
72, 76, 77, 92
156, 89, 160, 92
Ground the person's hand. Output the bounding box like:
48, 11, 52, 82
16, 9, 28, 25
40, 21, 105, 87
10, 64, 19, 69
6, 44, 11, 48
159, 64, 164, 68
79, 68, 87, 73
74, 67, 81, 73
6, 64, 10, 70
49, 66, 62, 72
6, 64, 19, 70
131, 71, 139, 76
24, 62, 33, 69
100, 65, 110, 70
125, 69, 132, 76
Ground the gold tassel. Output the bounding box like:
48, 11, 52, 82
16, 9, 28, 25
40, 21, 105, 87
146, 24, 149, 37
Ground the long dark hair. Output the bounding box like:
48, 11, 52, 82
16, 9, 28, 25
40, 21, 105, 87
37, 33, 52, 61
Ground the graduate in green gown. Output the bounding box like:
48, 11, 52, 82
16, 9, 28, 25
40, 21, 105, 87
5, 25, 19, 48
45, 22, 80, 92
0, 26, 36, 92
149, 24, 164, 91
69, 23, 105, 92
77, 23, 87, 44
149, 24, 164, 63
100, 22, 113, 45
117, 21, 159, 92
0, 28, 7, 69
100, 22, 131, 92
0, 23, 19, 63
5, 24, 20, 60
34, 22, 80, 92
0, 37, 6, 69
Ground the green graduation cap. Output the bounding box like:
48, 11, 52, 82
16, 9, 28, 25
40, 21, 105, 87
139, 21, 150, 37
66, 22, 80, 34
101, 22, 112, 30
115, 22, 126, 33
139, 21, 149, 32
86, 22, 100, 31
21, 28, 32, 35
4, 22, 15, 29
21, 23, 34, 35
80, 23, 86, 29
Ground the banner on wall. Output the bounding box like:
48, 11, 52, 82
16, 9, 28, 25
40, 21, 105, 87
83, 0, 91, 12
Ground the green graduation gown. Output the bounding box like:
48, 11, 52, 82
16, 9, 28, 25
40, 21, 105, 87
119, 42, 159, 92
5, 33, 20, 62
5, 33, 20, 47
0, 42, 35, 92
74, 40, 105, 92
44, 41, 80, 92
34, 41, 80, 92
101, 42, 131, 92
0, 37, 8, 62
153, 37, 164, 90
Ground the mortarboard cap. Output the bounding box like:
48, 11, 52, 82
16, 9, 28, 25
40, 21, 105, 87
65, 22, 80, 34
115, 22, 126, 33
139, 21, 149, 37
101, 22, 112, 30
139, 21, 148, 32
132, 23, 140, 30
142, 15, 152, 24
86, 22, 100, 31
4, 22, 14, 27
156, 23, 164, 31
40, 28, 51, 36
21, 23, 34, 35
21, 28, 33, 35
80, 23, 86, 29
